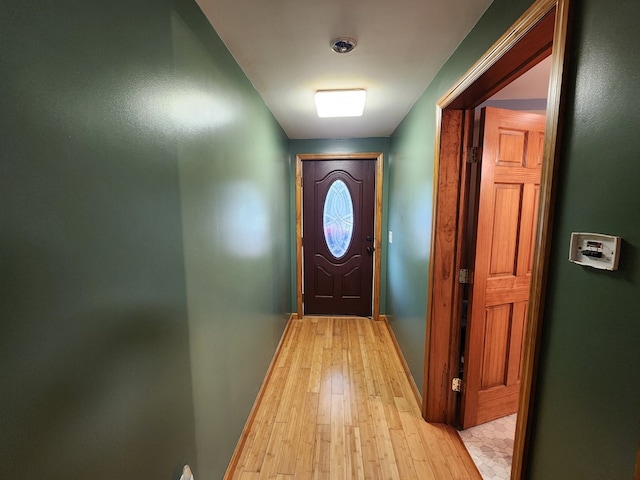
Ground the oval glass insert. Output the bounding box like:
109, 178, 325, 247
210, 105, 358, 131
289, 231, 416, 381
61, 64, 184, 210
323, 179, 354, 258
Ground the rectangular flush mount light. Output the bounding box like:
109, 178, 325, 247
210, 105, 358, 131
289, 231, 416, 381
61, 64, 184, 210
315, 89, 366, 117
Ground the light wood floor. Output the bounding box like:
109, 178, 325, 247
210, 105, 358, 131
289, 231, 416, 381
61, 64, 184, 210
227, 316, 481, 480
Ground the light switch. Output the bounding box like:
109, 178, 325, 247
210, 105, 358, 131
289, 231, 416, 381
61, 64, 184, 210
388, 231, 393, 244
568, 232, 621, 271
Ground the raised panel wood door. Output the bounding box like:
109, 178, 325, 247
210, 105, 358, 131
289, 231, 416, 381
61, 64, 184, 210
461, 107, 545, 428
302, 159, 376, 316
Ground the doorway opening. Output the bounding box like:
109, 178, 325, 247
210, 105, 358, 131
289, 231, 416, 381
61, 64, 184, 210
457, 57, 552, 479
295, 152, 384, 320
422, 0, 571, 479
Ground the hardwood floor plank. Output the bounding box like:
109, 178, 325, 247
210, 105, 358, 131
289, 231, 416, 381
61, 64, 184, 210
275, 364, 303, 423
342, 348, 359, 426
312, 424, 331, 480
317, 347, 333, 426
231, 426, 258, 477
254, 366, 288, 424
330, 393, 346, 480
369, 395, 401, 480
276, 367, 310, 474
257, 420, 287, 480
357, 421, 382, 480
416, 420, 468, 479
228, 317, 481, 480
345, 425, 366, 480
322, 317, 333, 349
345, 319, 361, 353
331, 329, 345, 394
368, 347, 402, 431
394, 398, 428, 463
358, 334, 380, 396
412, 458, 439, 480
298, 319, 315, 369
294, 392, 319, 478
237, 420, 266, 473
277, 320, 300, 368
433, 424, 481, 479
390, 428, 419, 479
238, 472, 260, 480
307, 333, 324, 394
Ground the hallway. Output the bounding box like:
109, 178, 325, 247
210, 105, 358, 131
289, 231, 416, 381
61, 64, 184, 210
227, 317, 481, 479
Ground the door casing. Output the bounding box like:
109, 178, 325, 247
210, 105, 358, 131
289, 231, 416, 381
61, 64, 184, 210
296, 153, 384, 320
422, 0, 571, 478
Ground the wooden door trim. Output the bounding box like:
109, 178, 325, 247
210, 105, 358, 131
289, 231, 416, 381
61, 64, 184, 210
422, 0, 571, 478
296, 152, 384, 320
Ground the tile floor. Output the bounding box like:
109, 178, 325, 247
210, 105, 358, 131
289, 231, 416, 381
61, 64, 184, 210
459, 414, 517, 479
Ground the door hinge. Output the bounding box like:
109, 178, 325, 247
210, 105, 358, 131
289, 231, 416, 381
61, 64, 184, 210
452, 377, 463, 393
459, 268, 473, 284
467, 146, 480, 164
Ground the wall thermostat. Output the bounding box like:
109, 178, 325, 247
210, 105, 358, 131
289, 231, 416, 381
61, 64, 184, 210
568, 232, 621, 271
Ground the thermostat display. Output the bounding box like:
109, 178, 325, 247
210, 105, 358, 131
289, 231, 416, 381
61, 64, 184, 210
568, 232, 621, 271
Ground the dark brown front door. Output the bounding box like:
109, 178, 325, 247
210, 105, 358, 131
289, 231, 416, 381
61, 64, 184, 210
303, 159, 376, 316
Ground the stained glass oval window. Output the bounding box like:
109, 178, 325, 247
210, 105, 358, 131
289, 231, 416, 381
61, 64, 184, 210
323, 179, 354, 258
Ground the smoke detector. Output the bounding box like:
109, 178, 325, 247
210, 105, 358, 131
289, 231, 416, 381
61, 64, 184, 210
331, 37, 357, 54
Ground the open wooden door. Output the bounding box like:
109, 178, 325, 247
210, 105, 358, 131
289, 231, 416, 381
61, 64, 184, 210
461, 107, 546, 429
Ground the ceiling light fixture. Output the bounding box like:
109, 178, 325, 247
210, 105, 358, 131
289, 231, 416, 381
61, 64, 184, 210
315, 89, 367, 118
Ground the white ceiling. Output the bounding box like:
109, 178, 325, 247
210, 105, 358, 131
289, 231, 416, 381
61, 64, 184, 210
195, 0, 495, 139
491, 56, 551, 100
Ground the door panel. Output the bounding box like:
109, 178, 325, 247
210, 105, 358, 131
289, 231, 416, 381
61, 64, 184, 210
461, 107, 545, 428
497, 129, 526, 167
510, 301, 528, 383
303, 159, 376, 316
489, 184, 522, 275
314, 267, 333, 296
524, 186, 541, 274
342, 267, 361, 296
481, 304, 512, 389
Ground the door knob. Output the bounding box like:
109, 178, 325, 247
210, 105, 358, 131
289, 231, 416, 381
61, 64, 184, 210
366, 246, 374, 255
366, 235, 373, 242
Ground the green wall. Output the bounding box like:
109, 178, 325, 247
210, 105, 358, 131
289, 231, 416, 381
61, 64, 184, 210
387, 0, 640, 477
387, 0, 534, 392
0, 1, 290, 479
527, 1, 640, 478
289, 138, 391, 314
173, 5, 291, 478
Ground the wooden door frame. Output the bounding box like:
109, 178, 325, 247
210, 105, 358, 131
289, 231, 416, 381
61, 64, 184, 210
422, 0, 571, 478
295, 152, 384, 320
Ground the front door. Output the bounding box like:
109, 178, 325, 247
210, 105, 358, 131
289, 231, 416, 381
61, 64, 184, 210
461, 107, 546, 428
302, 159, 376, 316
